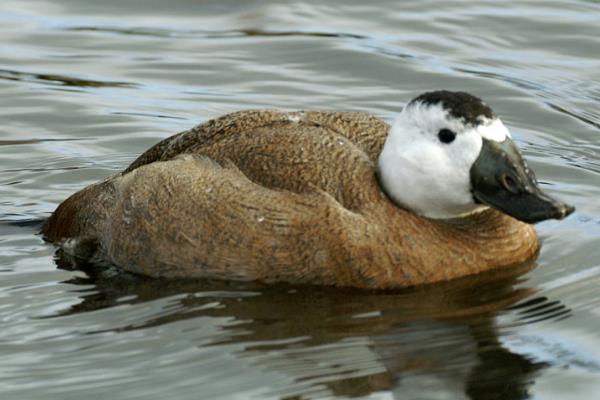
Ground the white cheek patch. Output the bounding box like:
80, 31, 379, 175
477, 118, 511, 142
380, 110, 486, 219
380, 103, 513, 219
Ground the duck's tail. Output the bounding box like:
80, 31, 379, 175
41, 179, 115, 244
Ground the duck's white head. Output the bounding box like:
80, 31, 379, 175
378, 90, 574, 223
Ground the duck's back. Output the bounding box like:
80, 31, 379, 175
42, 110, 403, 286
126, 110, 389, 173
123, 111, 390, 209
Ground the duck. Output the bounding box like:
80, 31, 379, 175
42, 90, 574, 289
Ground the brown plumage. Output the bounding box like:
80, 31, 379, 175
42, 110, 539, 289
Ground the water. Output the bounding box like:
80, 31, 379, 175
1, 1, 599, 398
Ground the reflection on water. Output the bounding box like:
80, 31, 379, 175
1, 0, 600, 398
43, 261, 556, 399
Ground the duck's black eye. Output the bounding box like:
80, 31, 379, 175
438, 128, 456, 144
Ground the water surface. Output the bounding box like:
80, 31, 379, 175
1, 1, 600, 399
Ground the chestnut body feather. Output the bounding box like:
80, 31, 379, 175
42, 110, 539, 289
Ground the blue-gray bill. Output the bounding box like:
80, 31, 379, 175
470, 138, 575, 224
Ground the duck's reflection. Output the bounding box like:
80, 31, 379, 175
57, 260, 566, 400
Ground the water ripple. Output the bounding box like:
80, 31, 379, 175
0, 68, 137, 88
1, 0, 600, 399
65, 26, 368, 40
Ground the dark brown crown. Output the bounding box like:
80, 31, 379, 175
409, 90, 496, 126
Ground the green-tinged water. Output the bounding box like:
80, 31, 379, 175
1, 1, 599, 399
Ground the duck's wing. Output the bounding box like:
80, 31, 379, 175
44, 110, 390, 243
124, 110, 390, 173
123, 111, 390, 212
49, 154, 375, 286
